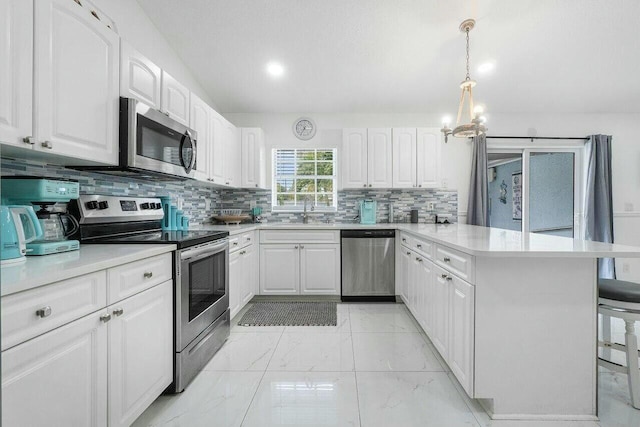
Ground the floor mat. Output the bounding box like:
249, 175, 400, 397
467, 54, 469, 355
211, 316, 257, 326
237, 301, 337, 326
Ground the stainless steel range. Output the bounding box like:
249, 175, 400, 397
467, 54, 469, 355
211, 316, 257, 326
70, 195, 230, 393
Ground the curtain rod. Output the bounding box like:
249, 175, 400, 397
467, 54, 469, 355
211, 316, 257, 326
485, 136, 589, 141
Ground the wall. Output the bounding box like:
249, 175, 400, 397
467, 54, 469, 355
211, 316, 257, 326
0, 158, 221, 226
220, 188, 457, 224
224, 112, 640, 280
488, 159, 522, 231
92, 0, 214, 107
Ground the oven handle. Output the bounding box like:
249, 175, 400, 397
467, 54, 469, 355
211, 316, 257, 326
180, 239, 228, 261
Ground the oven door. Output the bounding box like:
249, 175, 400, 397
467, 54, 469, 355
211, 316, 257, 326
176, 239, 229, 351
122, 97, 197, 179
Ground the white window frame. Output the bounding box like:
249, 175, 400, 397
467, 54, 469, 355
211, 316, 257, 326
271, 148, 338, 212
487, 139, 585, 237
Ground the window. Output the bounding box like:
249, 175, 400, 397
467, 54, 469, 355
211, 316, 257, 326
272, 148, 337, 211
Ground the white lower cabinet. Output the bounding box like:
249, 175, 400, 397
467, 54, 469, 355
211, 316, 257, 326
229, 250, 243, 316
260, 243, 340, 295
2, 310, 108, 427
300, 244, 341, 295
241, 244, 258, 305
1, 260, 174, 427
108, 280, 173, 427
400, 238, 475, 397
229, 237, 259, 318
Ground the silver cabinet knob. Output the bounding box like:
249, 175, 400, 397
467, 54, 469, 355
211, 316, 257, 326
300, 245, 305, 249
23, 136, 35, 145
417, 244, 422, 249
416, 257, 423, 262
233, 242, 238, 246
406, 251, 411, 255
441, 274, 448, 279
369, 184, 372, 187
363, 184, 366, 187
446, 276, 453, 281
100, 313, 112, 323
255, 184, 258, 188
419, 184, 422, 188
41, 140, 53, 149
443, 257, 451, 262
402, 238, 407, 242
112, 308, 124, 317
294, 245, 299, 249
36, 306, 52, 318
143, 271, 153, 279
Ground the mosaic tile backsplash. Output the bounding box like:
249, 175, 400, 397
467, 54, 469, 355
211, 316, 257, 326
0, 157, 221, 226
1, 157, 457, 225
220, 189, 458, 224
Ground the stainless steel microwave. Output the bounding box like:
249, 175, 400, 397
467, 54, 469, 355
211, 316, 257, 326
75, 97, 198, 180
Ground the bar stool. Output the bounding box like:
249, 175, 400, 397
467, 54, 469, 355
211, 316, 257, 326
598, 278, 640, 409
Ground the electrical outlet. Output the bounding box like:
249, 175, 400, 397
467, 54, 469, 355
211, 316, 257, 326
427, 202, 435, 211
623, 263, 631, 273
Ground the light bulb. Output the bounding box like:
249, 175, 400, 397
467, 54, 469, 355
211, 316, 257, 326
442, 116, 452, 127
266, 61, 285, 78
473, 105, 484, 115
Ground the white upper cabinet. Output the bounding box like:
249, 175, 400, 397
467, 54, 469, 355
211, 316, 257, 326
0, 0, 33, 148
392, 128, 417, 188
33, 0, 119, 164
416, 128, 441, 188
209, 109, 227, 185
120, 41, 161, 109
341, 129, 368, 189
367, 128, 393, 188
223, 120, 241, 187
241, 128, 267, 189
189, 93, 211, 181
161, 71, 190, 126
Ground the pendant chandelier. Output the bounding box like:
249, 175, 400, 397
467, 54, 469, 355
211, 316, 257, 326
441, 19, 487, 143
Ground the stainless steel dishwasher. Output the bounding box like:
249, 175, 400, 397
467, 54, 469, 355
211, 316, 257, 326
341, 229, 396, 301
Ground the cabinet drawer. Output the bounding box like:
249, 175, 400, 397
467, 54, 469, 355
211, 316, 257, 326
260, 229, 340, 244
230, 231, 255, 253
229, 235, 241, 252
435, 245, 474, 283
1, 271, 107, 350
401, 232, 433, 260
107, 253, 173, 304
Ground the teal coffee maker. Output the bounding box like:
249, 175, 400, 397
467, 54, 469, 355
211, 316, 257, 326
359, 200, 377, 225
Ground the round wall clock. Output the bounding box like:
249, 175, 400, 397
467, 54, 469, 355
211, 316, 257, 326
293, 117, 316, 140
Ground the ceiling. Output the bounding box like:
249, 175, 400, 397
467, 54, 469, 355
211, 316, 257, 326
137, 0, 639, 114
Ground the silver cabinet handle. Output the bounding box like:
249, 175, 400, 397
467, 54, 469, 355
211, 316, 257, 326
294, 245, 299, 249
363, 184, 366, 187
402, 238, 407, 242
441, 274, 448, 279
23, 136, 35, 145
233, 242, 238, 246
369, 184, 372, 187
416, 257, 423, 262
417, 244, 422, 249
300, 245, 305, 249
247, 237, 251, 241
41, 140, 53, 149
100, 313, 112, 323
406, 251, 411, 255
446, 276, 453, 281
36, 306, 52, 318
143, 271, 153, 279
255, 184, 258, 188
419, 184, 422, 188
240, 250, 246, 255
443, 257, 451, 262
112, 308, 124, 317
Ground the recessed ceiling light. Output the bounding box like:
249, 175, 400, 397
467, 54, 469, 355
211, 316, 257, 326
266, 61, 285, 78
477, 61, 495, 75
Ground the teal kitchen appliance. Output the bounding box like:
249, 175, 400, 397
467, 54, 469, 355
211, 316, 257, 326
359, 200, 377, 225
1, 177, 80, 255
1, 205, 43, 264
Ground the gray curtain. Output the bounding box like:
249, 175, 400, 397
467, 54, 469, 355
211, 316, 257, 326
584, 134, 615, 279
466, 134, 489, 226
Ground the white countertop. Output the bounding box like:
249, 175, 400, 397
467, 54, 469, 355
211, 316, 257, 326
1, 244, 176, 297
197, 222, 640, 258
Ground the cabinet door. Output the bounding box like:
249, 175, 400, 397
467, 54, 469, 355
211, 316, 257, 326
161, 70, 190, 125
416, 128, 441, 188
449, 276, 475, 396
300, 244, 340, 295
431, 266, 450, 360
341, 129, 368, 189
209, 110, 226, 184
241, 128, 266, 189
241, 244, 257, 305
224, 121, 241, 187
260, 245, 299, 294
120, 41, 161, 109
228, 250, 242, 318
392, 128, 417, 188
367, 128, 393, 188
398, 247, 412, 304
0, 0, 33, 148
416, 258, 434, 333
407, 253, 419, 316
34, 0, 119, 164
190, 93, 211, 181
2, 310, 108, 427
108, 280, 173, 427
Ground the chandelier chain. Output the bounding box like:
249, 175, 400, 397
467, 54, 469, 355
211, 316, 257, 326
465, 27, 470, 81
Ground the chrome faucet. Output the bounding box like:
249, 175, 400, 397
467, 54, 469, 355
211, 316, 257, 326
302, 197, 313, 224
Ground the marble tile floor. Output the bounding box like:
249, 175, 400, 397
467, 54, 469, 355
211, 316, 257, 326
133, 303, 640, 427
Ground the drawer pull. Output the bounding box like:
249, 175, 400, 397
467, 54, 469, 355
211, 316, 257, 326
446, 276, 453, 281
417, 244, 422, 249
402, 238, 407, 242
406, 251, 411, 255
416, 257, 423, 262
443, 257, 451, 262
143, 271, 153, 279
441, 274, 448, 279
247, 237, 251, 241
233, 242, 238, 246
294, 245, 299, 249
41, 140, 53, 149
100, 313, 112, 323
36, 306, 52, 318
112, 308, 124, 317
300, 245, 305, 249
